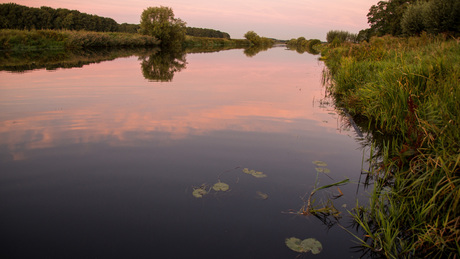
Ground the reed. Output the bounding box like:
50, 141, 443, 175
0, 29, 160, 50
322, 35, 460, 257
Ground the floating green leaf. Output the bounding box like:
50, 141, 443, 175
192, 187, 208, 198
285, 237, 322, 254
242, 168, 267, 178
212, 181, 229, 192
301, 238, 323, 254
312, 160, 328, 167
315, 167, 331, 174
285, 237, 304, 253
256, 191, 268, 200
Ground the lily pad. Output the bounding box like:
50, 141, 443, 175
212, 181, 230, 192
256, 191, 268, 200
192, 188, 208, 198
315, 167, 331, 174
242, 168, 267, 178
312, 160, 328, 167
285, 237, 322, 254
301, 238, 323, 254
285, 237, 304, 253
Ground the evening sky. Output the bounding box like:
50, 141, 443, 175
2, 0, 376, 41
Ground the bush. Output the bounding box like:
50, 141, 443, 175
326, 30, 357, 44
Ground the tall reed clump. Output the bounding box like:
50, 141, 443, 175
321, 35, 460, 257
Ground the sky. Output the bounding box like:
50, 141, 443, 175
2, 0, 376, 40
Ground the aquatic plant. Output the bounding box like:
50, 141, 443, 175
285, 237, 322, 254
212, 181, 230, 192
242, 168, 267, 178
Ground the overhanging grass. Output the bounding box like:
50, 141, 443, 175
321, 35, 459, 257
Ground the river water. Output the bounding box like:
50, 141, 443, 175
0, 46, 368, 258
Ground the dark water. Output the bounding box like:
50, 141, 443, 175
0, 47, 367, 258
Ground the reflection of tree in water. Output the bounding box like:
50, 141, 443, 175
243, 45, 272, 57
139, 48, 187, 82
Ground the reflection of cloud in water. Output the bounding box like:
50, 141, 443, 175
0, 99, 329, 160
0, 48, 342, 160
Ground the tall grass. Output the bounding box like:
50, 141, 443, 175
321, 35, 460, 257
0, 29, 160, 50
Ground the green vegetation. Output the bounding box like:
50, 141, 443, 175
321, 34, 459, 258
0, 3, 132, 32
184, 35, 249, 50
244, 31, 274, 47
285, 237, 322, 254
0, 29, 159, 51
358, 0, 460, 41
286, 37, 322, 54
326, 30, 357, 44
139, 6, 186, 49
186, 27, 230, 39
1, 3, 241, 52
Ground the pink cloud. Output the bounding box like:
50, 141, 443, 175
2, 0, 373, 40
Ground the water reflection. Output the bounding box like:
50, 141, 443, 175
139, 48, 187, 82
243, 44, 273, 57
0, 48, 148, 72
0, 47, 367, 258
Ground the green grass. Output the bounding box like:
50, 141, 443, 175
321, 35, 460, 257
0, 29, 160, 50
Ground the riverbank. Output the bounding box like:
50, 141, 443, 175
0, 29, 250, 52
184, 35, 249, 50
320, 35, 459, 257
0, 29, 160, 50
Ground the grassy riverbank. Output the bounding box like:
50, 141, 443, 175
0, 29, 160, 50
321, 35, 459, 257
184, 35, 249, 49
0, 29, 250, 52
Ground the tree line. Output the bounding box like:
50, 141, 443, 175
0, 3, 233, 38
0, 3, 135, 32
186, 27, 230, 39
358, 0, 460, 41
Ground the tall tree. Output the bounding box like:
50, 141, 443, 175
366, 0, 414, 36
139, 6, 186, 49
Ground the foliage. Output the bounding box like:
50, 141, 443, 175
286, 37, 322, 54
186, 27, 230, 39
242, 168, 267, 178
366, 0, 413, 37
244, 31, 274, 47
360, 0, 460, 40
139, 48, 186, 82
184, 35, 249, 50
0, 29, 159, 51
0, 47, 156, 73
212, 181, 230, 191
326, 30, 357, 44
0, 3, 126, 32
139, 6, 186, 49
321, 35, 460, 257
402, 0, 460, 36
285, 237, 322, 254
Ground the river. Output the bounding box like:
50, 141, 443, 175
0, 46, 368, 258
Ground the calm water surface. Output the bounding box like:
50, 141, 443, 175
0, 47, 367, 258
